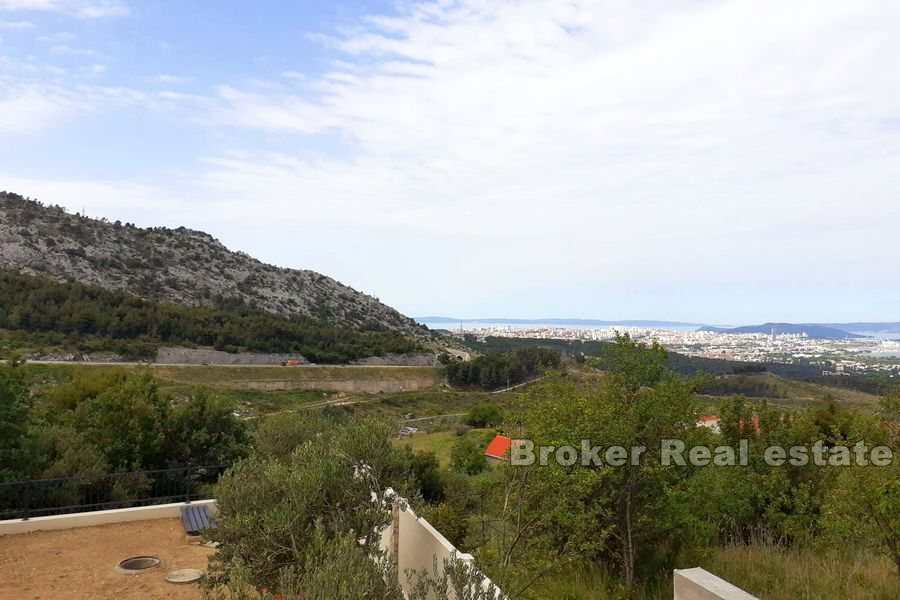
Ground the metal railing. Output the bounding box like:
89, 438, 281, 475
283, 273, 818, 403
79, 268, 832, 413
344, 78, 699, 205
0, 464, 230, 521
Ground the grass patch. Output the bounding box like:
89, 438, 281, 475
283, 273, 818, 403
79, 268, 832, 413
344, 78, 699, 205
341, 389, 517, 421
530, 564, 669, 600
689, 542, 899, 599
524, 543, 899, 600
395, 428, 495, 467
204, 388, 334, 416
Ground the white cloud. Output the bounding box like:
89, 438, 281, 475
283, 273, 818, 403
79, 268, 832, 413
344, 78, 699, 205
37, 31, 75, 43
0, 18, 32, 28
195, 0, 900, 317
145, 73, 194, 84
0, 81, 144, 133
79, 62, 104, 75
0, 0, 128, 18
210, 0, 900, 235
0, 85, 77, 133
48, 44, 98, 56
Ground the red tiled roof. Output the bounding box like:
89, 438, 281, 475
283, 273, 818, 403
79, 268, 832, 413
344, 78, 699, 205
485, 434, 512, 459
698, 415, 721, 422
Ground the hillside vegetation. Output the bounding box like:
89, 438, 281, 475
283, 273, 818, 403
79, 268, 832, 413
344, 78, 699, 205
0, 269, 423, 363
0, 192, 422, 336
699, 372, 882, 412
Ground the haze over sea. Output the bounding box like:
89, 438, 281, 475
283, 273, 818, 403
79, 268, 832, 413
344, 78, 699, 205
416, 319, 705, 333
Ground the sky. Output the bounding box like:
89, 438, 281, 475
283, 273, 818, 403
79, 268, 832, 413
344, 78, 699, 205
1, 0, 898, 325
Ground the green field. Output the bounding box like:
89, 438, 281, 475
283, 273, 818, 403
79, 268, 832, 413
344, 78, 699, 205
395, 427, 496, 467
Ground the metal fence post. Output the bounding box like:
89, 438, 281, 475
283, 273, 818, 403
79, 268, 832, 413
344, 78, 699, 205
22, 482, 31, 522
185, 463, 193, 504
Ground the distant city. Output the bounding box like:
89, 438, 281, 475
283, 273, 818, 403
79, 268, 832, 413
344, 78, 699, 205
418, 318, 900, 376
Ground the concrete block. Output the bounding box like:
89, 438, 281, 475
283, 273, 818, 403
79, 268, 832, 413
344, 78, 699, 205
674, 567, 758, 600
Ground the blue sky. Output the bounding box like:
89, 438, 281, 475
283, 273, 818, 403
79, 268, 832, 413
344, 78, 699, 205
1, 0, 898, 324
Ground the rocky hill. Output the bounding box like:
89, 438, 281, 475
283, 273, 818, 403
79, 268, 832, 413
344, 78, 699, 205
0, 192, 423, 336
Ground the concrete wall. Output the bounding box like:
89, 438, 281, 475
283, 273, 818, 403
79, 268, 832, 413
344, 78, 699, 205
0, 500, 217, 536
673, 568, 758, 600
384, 500, 502, 599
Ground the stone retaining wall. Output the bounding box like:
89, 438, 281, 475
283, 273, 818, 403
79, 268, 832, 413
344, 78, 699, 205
155, 347, 308, 365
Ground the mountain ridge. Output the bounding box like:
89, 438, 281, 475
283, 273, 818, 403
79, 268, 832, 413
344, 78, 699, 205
696, 322, 866, 339
0, 192, 423, 337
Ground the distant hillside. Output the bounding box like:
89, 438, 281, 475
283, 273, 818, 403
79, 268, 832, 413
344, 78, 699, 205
0, 192, 423, 337
824, 322, 900, 334
697, 322, 865, 340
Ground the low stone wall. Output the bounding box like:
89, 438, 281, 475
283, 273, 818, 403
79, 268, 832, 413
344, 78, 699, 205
156, 347, 307, 365
352, 353, 438, 366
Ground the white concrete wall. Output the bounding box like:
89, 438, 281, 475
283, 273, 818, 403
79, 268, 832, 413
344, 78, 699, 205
387, 501, 502, 599
0, 500, 216, 536
674, 568, 758, 600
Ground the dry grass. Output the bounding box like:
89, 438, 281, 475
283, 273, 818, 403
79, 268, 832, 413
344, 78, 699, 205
693, 543, 899, 600
522, 542, 899, 599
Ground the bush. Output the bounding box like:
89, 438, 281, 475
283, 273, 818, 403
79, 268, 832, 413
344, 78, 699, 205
208, 418, 414, 588
424, 502, 469, 548
464, 403, 504, 428
450, 437, 486, 476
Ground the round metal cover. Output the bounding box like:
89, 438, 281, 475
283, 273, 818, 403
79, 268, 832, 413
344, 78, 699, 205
118, 556, 160, 572
165, 568, 204, 584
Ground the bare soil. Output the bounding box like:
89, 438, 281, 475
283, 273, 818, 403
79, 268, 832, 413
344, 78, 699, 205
0, 518, 213, 600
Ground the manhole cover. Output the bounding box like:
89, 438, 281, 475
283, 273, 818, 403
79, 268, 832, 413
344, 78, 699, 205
165, 569, 204, 584
117, 556, 160, 573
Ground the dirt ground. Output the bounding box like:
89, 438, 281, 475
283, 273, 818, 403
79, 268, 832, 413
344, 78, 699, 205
0, 518, 213, 600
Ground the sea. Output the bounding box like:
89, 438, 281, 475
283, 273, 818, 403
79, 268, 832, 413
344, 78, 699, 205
416, 319, 702, 333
